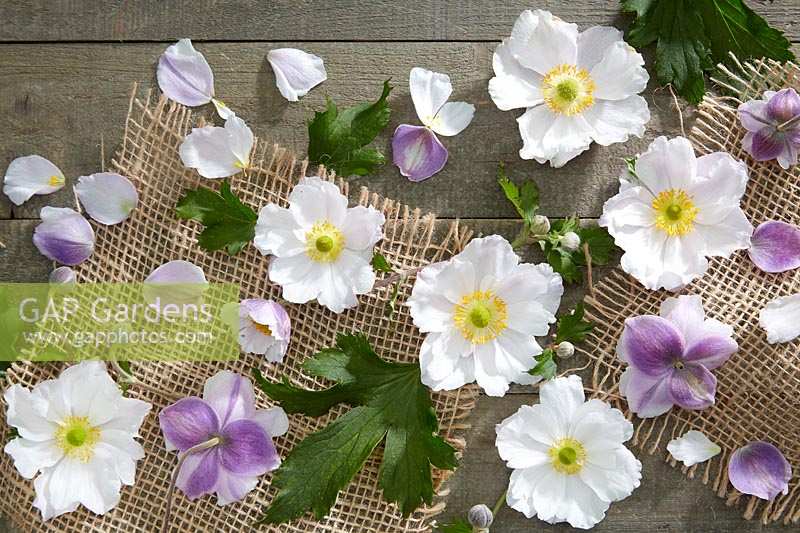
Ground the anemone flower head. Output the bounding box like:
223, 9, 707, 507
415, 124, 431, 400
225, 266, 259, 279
496, 375, 642, 529
600, 136, 753, 291
236, 299, 291, 361
488, 9, 650, 167
254, 176, 385, 313
407, 235, 563, 397
738, 88, 800, 169
617, 295, 738, 418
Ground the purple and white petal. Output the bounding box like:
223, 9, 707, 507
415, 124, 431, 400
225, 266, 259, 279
682, 335, 737, 370
252, 407, 290, 438
748, 220, 800, 273
738, 99, 770, 132
202, 371, 257, 427
2, 155, 65, 206
179, 117, 253, 179
33, 207, 95, 266
729, 441, 792, 500
766, 88, 800, 123
667, 363, 716, 411
759, 293, 800, 344
144, 259, 207, 306
618, 366, 674, 418
267, 48, 327, 102
157, 39, 215, 107
158, 397, 219, 452
617, 315, 684, 376
145, 260, 206, 284
218, 419, 280, 476
74, 172, 138, 225
176, 448, 220, 500
49, 266, 76, 284
392, 124, 448, 182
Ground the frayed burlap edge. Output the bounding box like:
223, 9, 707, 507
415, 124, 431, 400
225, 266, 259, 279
0, 85, 480, 532
581, 58, 800, 526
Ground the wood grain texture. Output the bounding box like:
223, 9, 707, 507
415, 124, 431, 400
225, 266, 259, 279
0, 0, 797, 42
0, 42, 687, 219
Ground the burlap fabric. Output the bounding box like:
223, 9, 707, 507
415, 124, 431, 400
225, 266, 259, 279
582, 58, 800, 525
0, 88, 480, 532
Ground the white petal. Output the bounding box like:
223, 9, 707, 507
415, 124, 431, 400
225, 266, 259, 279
74, 172, 138, 225
254, 203, 305, 257
419, 332, 476, 391
407, 262, 453, 333
635, 136, 697, 194
4, 438, 62, 479
488, 40, 543, 111
157, 39, 215, 107
32, 464, 80, 520
455, 234, 520, 284
760, 293, 800, 344
694, 208, 753, 258
288, 176, 347, 228
252, 406, 290, 438
599, 185, 656, 244
431, 101, 475, 136
409, 67, 452, 126
267, 48, 327, 102
513, 10, 578, 75
474, 342, 513, 397
3, 384, 58, 441
275, 260, 326, 304
212, 98, 236, 120
180, 125, 242, 179
667, 430, 721, 467
495, 262, 563, 311
2, 155, 65, 206
690, 152, 750, 225
506, 10, 540, 59
561, 475, 612, 528
589, 41, 648, 100
577, 26, 624, 71
505, 462, 553, 519
341, 205, 385, 250
583, 95, 650, 146
518, 106, 592, 167
538, 375, 585, 428
225, 116, 254, 169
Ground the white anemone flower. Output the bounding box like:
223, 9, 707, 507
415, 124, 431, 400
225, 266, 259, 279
179, 116, 254, 179
488, 9, 650, 167
667, 430, 721, 467
254, 177, 385, 313
237, 299, 291, 361
600, 136, 753, 290
3, 361, 151, 520
496, 375, 642, 529
407, 235, 563, 397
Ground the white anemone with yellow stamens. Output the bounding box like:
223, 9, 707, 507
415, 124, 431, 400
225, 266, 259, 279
488, 9, 650, 167
408, 235, 563, 397
254, 176, 385, 313
496, 375, 642, 529
3, 361, 151, 520
600, 136, 754, 291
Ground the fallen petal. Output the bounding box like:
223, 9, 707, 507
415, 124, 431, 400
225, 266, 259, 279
391, 124, 448, 182
179, 117, 253, 179
74, 172, 138, 225
667, 363, 716, 411
157, 39, 215, 107
729, 441, 792, 500
2, 155, 65, 206
33, 207, 95, 266
667, 430, 721, 467
49, 266, 76, 284
409, 67, 452, 127
431, 101, 475, 137
759, 293, 800, 343
144, 259, 207, 306
145, 260, 207, 284
748, 220, 800, 273
267, 48, 327, 102
212, 98, 236, 120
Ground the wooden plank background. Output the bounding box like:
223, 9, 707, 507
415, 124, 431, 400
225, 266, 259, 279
0, 1, 796, 531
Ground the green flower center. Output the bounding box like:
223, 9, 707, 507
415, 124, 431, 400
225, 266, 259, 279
56, 416, 100, 462
556, 79, 579, 102
66, 426, 88, 447
315, 235, 334, 253
453, 290, 508, 345
549, 437, 586, 475
305, 221, 345, 262
468, 304, 492, 329
652, 188, 699, 236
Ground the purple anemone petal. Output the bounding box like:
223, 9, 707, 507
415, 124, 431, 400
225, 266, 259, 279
159, 397, 219, 452
684, 335, 738, 370
729, 441, 792, 500
33, 207, 95, 266
618, 315, 685, 376
176, 448, 220, 500
202, 371, 257, 427
748, 127, 785, 161
667, 363, 716, 411
219, 419, 279, 476
766, 88, 800, 123
748, 220, 800, 273
738, 99, 770, 132
618, 366, 674, 418
214, 470, 259, 505
392, 124, 448, 182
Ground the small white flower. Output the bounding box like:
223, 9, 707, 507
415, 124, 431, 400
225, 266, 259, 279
254, 177, 385, 313
237, 299, 291, 361
3, 361, 151, 520
759, 293, 800, 344
407, 235, 563, 397
74, 172, 138, 225
489, 10, 650, 167
3, 155, 65, 206
179, 116, 254, 179
267, 48, 327, 102
667, 430, 721, 467
496, 375, 642, 529
600, 136, 753, 290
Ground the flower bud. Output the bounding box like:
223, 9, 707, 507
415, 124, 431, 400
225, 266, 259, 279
530, 214, 550, 234
556, 341, 575, 359
467, 504, 493, 530
560, 231, 581, 252
49, 266, 76, 284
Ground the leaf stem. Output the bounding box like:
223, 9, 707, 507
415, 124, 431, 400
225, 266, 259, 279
110, 360, 183, 401
582, 242, 594, 296
373, 264, 425, 289
161, 436, 222, 533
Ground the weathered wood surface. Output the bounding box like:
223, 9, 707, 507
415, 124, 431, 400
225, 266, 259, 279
0, 0, 796, 531
1, 0, 797, 42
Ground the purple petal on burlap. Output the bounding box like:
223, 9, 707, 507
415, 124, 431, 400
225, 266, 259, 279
766, 88, 800, 123
32, 207, 95, 266
618, 366, 674, 418
617, 315, 685, 376
391, 124, 448, 182
738, 99, 770, 132
159, 397, 219, 452
729, 441, 792, 500
667, 363, 716, 411
748, 127, 785, 162
683, 335, 737, 370
157, 39, 215, 107
176, 448, 221, 500
748, 220, 800, 273
219, 419, 280, 476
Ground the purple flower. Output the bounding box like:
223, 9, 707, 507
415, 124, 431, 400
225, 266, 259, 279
159, 371, 288, 504
729, 441, 792, 500
33, 207, 95, 265
748, 220, 800, 273
618, 295, 738, 418
738, 88, 800, 169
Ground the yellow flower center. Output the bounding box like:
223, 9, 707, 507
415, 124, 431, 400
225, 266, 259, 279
305, 221, 345, 262
453, 290, 508, 344
542, 64, 595, 116
48, 174, 64, 187
652, 189, 699, 236
55, 416, 100, 463
548, 437, 586, 475
253, 320, 273, 337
